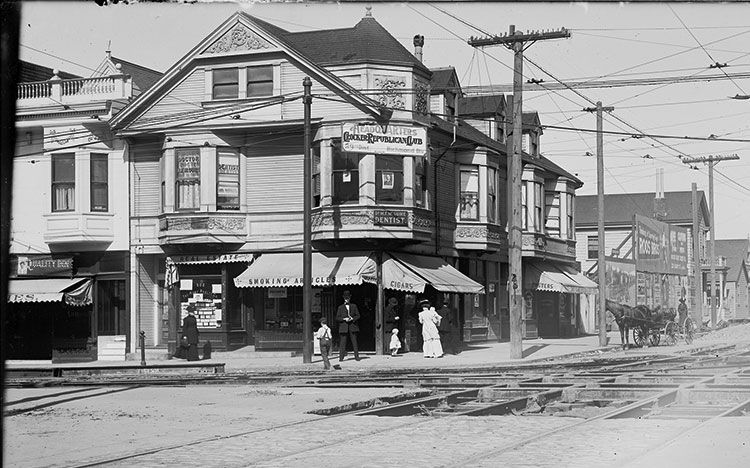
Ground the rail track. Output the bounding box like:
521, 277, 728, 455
9, 343, 747, 467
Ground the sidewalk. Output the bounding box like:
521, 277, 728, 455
5, 334, 616, 375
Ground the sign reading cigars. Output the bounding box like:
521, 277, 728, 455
341, 123, 427, 156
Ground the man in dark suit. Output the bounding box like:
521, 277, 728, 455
182, 305, 200, 361
336, 290, 360, 361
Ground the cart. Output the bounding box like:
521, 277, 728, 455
630, 307, 695, 347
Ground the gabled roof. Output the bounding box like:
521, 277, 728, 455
460, 94, 505, 117
109, 56, 163, 92
715, 239, 750, 282
19, 60, 80, 82
575, 191, 711, 227
430, 67, 460, 94
505, 95, 543, 133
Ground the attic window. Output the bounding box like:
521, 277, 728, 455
247, 65, 273, 97
213, 69, 239, 99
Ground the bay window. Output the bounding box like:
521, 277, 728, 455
375, 155, 404, 204
460, 166, 479, 220
534, 183, 543, 231
52, 153, 75, 212
216, 148, 239, 210
414, 159, 425, 207
176, 148, 201, 210
313, 145, 321, 207
332, 145, 360, 205
487, 167, 497, 223
90, 153, 108, 212
213, 68, 239, 99
521, 183, 528, 230
247, 65, 273, 97
566, 193, 575, 239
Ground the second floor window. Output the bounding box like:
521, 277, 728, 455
90, 153, 108, 212
566, 193, 574, 239
332, 145, 360, 205
217, 148, 239, 210
534, 183, 543, 231
375, 155, 404, 204
247, 65, 273, 97
414, 159, 425, 207
521, 183, 528, 230
487, 167, 497, 223
587, 236, 599, 259
176, 148, 200, 209
460, 166, 479, 220
52, 153, 75, 212
213, 69, 239, 99
313, 145, 321, 207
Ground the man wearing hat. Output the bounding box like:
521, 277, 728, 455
335, 290, 360, 361
182, 304, 200, 361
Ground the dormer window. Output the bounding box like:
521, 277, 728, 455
212, 69, 239, 99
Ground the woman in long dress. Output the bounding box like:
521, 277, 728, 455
418, 300, 443, 358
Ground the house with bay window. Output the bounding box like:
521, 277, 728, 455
109, 9, 589, 357
8, 56, 161, 360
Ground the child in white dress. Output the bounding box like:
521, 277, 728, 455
389, 328, 402, 356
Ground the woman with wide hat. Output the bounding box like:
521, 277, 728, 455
417, 299, 443, 358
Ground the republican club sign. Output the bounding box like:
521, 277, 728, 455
341, 123, 427, 156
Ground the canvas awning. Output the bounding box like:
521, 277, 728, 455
233, 252, 373, 288
525, 262, 597, 295
8, 278, 93, 305
170, 253, 254, 265
389, 253, 485, 294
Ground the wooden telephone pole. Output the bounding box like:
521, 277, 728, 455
469, 26, 570, 359
682, 154, 740, 328
583, 103, 614, 347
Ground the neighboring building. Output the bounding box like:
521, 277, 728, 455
715, 239, 750, 322
107, 9, 590, 357
575, 190, 712, 330
8, 54, 161, 360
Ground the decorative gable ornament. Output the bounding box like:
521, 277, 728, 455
203, 24, 272, 54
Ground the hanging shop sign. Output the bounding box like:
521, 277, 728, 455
341, 123, 427, 156
14, 255, 74, 277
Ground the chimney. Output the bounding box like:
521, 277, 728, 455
654, 168, 666, 220
413, 35, 425, 62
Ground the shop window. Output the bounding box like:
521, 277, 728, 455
90, 153, 108, 212
179, 276, 223, 329
176, 148, 200, 210
487, 167, 497, 223
376, 155, 404, 204
52, 153, 75, 212
332, 143, 360, 205
247, 65, 273, 98
588, 236, 599, 259
216, 148, 240, 210
213, 68, 239, 99
460, 166, 479, 220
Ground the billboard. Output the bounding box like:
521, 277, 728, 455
605, 258, 636, 306
634, 214, 689, 275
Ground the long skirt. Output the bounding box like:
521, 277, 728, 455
422, 337, 443, 358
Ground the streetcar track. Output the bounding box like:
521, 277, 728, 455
4, 386, 143, 417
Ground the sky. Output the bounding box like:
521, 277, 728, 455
17, 1, 750, 240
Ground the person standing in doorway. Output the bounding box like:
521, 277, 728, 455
336, 290, 360, 361
437, 299, 455, 355
182, 304, 200, 362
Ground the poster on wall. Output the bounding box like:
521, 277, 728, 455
634, 214, 689, 275
605, 258, 636, 306
180, 277, 223, 328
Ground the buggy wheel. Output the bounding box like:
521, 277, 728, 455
649, 328, 661, 347
663, 321, 678, 346
633, 326, 648, 347
683, 317, 695, 345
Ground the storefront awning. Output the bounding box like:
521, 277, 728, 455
233, 252, 373, 288
525, 262, 597, 295
8, 278, 93, 305
170, 253, 254, 265
389, 253, 485, 294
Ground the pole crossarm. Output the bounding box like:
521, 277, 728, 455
583, 106, 615, 113
681, 154, 740, 164
468, 28, 571, 47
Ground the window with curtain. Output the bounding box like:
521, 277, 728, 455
176, 148, 200, 209
217, 148, 239, 210
375, 155, 404, 204
52, 153, 75, 212
247, 65, 273, 97
460, 166, 479, 220
487, 167, 497, 223
213, 68, 239, 99
90, 153, 108, 212
332, 143, 360, 205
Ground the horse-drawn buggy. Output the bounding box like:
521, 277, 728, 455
605, 299, 696, 348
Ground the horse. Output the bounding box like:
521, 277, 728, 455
605, 299, 634, 349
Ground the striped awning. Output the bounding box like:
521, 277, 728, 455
233, 252, 372, 288
8, 278, 93, 305
525, 262, 597, 295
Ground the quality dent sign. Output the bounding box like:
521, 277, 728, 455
341, 123, 427, 156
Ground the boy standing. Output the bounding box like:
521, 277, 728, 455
315, 317, 333, 370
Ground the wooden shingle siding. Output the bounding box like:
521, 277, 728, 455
139, 69, 204, 122
280, 63, 367, 121
246, 135, 303, 213
138, 255, 157, 346
131, 147, 161, 217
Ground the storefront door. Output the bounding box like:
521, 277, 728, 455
537, 292, 560, 338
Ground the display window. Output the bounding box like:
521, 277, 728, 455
179, 276, 223, 329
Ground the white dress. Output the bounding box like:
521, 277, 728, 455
419, 308, 443, 357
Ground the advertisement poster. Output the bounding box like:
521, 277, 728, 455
634, 214, 688, 275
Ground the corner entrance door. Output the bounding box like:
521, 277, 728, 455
97, 279, 128, 338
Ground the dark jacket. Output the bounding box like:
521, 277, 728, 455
182, 314, 199, 344
437, 306, 452, 332
336, 302, 360, 333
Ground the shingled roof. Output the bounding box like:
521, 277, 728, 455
19, 60, 80, 82
430, 67, 459, 93
460, 94, 506, 116
715, 239, 749, 282
575, 191, 710, 227
109, 56, 163, 93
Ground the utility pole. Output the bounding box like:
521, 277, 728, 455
583, 102, 614, 347
691, 183, 702, 327
469, 26, 570, 359
682, 154, 740, 327
302, 77, 313, 363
